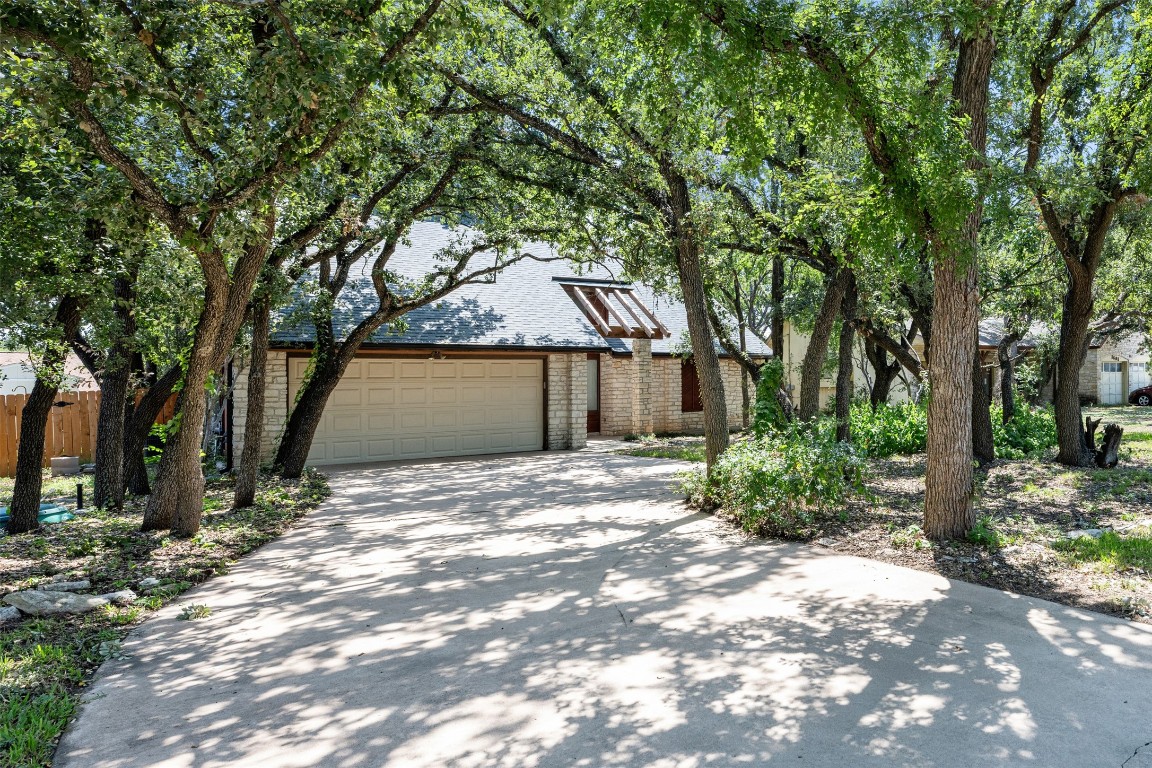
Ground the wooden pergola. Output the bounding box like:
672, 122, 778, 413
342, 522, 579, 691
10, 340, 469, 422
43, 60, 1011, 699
557, 278, 671, 340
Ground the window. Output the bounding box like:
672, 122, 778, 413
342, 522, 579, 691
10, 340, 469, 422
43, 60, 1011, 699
681, 360, 703, 412
1102, 362, 1122, 373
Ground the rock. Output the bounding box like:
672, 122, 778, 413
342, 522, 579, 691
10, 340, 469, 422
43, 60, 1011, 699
0, 605, 22, 623
138, 577, 161, 589
81, 463, 96, 474
1064, 529, 1103, 540
99, 590, 137, 606
36, 579, 91, 592
3, 590, 108, 616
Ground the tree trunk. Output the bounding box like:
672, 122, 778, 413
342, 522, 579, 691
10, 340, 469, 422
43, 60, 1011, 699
143, 218, 273, 536
141, 317, 217, 534
1054, 273, 1097, 466
799, 268, 850, 421
234, 296, 270, 508
93, 274, 136, 510
664, 168, 729, 469
276, 363, 344, 479
771, 254, 785, 358
7, 296, 84, 535
923, 9, 994, 541
835, 273, 858, 442
997, 330, 1021, 423
863, 337, 899, 409
123, 364, 181, 496
971, 346, 995, 466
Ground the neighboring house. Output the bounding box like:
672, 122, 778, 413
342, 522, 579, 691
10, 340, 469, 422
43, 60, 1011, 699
232, 221, 768, 467
1079, 332, 1150, 405
0, 352, 97, 396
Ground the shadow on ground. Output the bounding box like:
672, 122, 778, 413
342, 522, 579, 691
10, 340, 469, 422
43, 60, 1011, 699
56, 453, 1152, 767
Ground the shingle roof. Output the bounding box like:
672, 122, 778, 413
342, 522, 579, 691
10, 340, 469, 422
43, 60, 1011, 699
977, 319, 1047, 349
271, 221, 772, 358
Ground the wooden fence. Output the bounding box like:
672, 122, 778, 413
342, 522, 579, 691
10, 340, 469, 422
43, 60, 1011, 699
0, 390, 178, 478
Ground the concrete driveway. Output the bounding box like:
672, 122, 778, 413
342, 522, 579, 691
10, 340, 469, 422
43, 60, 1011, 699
57, 452, 1152, 767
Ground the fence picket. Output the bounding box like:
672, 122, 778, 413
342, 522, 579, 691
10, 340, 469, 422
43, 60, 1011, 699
0, 390, 179, 477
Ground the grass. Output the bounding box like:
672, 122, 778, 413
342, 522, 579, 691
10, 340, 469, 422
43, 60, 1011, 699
622, 445, 706, 462
1054, 531, 1152, 572
0, 469, 329, 767
0, 474, 94, 509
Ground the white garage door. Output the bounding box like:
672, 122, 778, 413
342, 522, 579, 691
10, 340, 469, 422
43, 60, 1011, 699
289, 357, 544, 465
1101, 362, 1123, 405
1130, 362, 1149, 395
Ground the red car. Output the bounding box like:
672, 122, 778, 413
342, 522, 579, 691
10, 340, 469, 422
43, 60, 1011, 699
1131, 385, 1152, 406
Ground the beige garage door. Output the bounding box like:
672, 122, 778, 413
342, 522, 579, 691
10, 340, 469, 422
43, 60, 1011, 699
288, 357, 544, 465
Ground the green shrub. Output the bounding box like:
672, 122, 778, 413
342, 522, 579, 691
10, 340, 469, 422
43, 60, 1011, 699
751, 359, 789, 437
848, 398, 1056, 459
991, 403, 1057, 459
850, 401, 928, 457
684, 422, 867, 539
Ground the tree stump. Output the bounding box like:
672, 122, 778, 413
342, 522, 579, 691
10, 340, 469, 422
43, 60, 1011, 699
1095, 423, 1124, 469
1084, 416, 1102, 451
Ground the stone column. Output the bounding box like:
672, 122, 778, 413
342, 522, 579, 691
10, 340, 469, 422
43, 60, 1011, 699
631, 339, 653, 435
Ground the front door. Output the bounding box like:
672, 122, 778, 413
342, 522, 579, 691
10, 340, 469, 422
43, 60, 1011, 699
586, 354, 600, 434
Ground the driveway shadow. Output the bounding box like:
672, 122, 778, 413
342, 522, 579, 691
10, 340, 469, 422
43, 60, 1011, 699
56, 453, 1152, 767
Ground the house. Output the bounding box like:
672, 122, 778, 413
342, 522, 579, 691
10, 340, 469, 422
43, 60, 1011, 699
232, 222, 768, 467
1078, 332, 1150, 405
0, 352, 97, 396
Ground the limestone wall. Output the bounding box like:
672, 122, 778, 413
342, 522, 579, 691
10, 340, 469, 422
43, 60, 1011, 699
546, 353, 587, 450
231, 350, 289, 465
595, 350, 747, 436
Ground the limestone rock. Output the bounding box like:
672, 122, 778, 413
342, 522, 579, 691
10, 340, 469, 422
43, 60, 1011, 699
100, 590, 137, 606
0, 605, 22, 623
1064, 529, 1103, 540
3, 590, 108, 616
138, 577, 161, 589
37, 579, 91, 592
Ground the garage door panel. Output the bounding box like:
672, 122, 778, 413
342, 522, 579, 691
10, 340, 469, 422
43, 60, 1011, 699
367, 413, 395, 431
400, 412, 427, 429
332, 441, 363, 460
332, 389, 362, 406
399, 362, 427, 379
431, 386, 457, 405
486, 407, 514, 425
367, 361, 395, 379
295, 357, 543, 466
460, 385, 487, 404
459, 434, 487, 451
331, 414, 362, 433
400, 387, 427, 405
461, 410, 487, 427
367, 440, 396, 459
400, 437, 427, 456
431, 411, 457, 428
430, 436, 457, 452
367, 387, 395, 405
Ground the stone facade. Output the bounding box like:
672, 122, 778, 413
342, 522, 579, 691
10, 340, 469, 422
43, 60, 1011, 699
231, 350, 289, 465
1079, 334, 1150, 404
546, 353, 587, 450
595, 345, 748, 436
